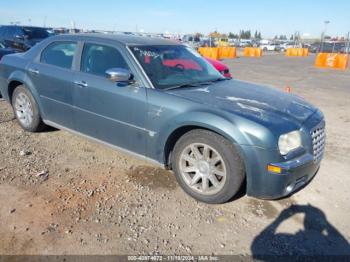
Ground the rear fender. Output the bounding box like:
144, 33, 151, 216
8, 70, 47, 119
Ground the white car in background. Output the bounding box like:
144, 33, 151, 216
279, 43, 302, 52
259, 43, 279, 51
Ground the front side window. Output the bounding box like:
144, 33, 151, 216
81, 43, 129, 77
130, 45, 223, 89
41, 42, 77, 69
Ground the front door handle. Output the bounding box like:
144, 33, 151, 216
74, 80, 88, 88
28, 68, 39, 75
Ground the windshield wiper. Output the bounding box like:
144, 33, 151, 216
163, 83, 202, 91
163, 78, 228, 91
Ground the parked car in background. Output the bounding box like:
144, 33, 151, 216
0, 25, 54, 51
182, 34, 201, 49
0, 34, 325, 204
199, 39, 216, 47
53, 28, 70, 35
279, 42, 302, 52
0, 41, 19, 98
182, 44, 231, 77
309, 43, 321, 53
309, 42, 346, 53
340, 45, 350, 54
238, 40, 252, 47
260, 42, 279, 51
0, 41, 18, 60
205, 58, 232, 78
216, 38, 230, 47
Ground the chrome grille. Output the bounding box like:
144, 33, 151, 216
311, 125, 326, 162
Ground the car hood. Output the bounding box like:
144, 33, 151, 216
0, 49, 17, 55
166, 79, 317, 129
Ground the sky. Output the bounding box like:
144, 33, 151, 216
0, 0, 349, 38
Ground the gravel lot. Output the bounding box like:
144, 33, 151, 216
0, 54, 349, 257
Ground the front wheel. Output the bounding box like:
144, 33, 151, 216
12, 85, 46, 132
172, 129, 245, 204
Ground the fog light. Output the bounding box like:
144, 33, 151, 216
286, 184, 294, 193
267, 165, 282, 174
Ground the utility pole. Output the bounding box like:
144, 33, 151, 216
346, 31, 350, 54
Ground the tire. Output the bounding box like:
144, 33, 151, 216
12, 85, 46, 132
172, 129, 245, 204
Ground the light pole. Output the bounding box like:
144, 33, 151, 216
321, 20, 330, 52
346, 31, 350, 54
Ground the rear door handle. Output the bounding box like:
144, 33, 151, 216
28, 68, 39, 75
74, 80, 88, 88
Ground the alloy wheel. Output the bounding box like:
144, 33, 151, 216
179, 143, 227, 195
14, 93, 34, 127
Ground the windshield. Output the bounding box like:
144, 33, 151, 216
23, 27, 54, 39
130, 45, 224, 89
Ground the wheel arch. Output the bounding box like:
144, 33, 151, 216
7, 80, 24, 103
7, 74, 46, 119
163, 122, 248, 174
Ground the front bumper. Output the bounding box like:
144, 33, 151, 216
244, 146, 322, 199
263, 153, 320, 199
243, 111, 325, 199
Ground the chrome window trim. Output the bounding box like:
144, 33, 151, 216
126, 46, 155, 89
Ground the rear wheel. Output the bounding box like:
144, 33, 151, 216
172, 129, 245, 204
12, 85, 46, 132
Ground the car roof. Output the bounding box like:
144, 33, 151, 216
50, 33, 180, 46
2, 25, 49, 29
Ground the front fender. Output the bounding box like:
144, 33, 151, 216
149, 110, 266, 164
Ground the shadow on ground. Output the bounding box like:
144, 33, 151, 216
251, 204, 350, 260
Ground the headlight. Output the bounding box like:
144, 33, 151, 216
278, 130, 302, 155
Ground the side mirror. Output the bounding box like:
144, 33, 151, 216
106, 68, 133, 83
14, 34, 24, 40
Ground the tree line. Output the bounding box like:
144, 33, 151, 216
227, 30, 262, 39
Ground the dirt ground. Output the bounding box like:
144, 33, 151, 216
0, 54, 349, 257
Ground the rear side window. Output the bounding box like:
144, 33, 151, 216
41, 42, 77, 69
81, 43, 129, 77
3, 27, 12, 38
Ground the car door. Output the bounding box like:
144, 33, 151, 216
26, 41, 77, 128
72, 42, 148, 156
